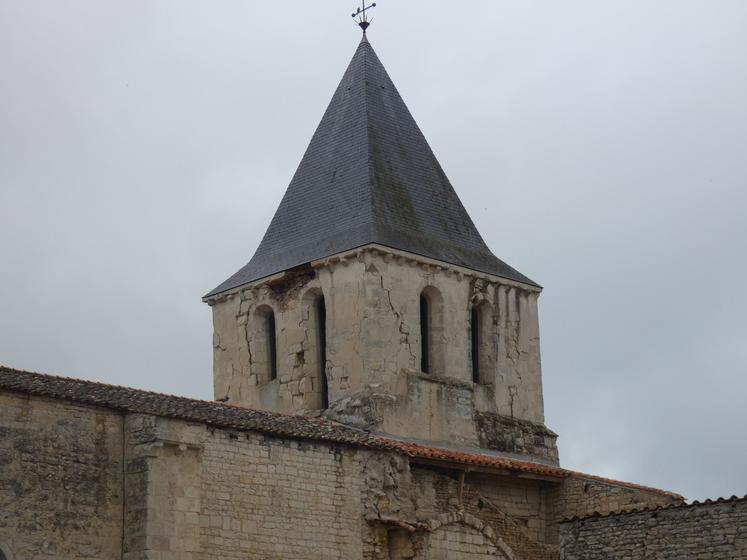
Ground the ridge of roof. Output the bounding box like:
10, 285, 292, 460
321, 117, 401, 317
561, 494, 747, 523
205, 36, 537, 299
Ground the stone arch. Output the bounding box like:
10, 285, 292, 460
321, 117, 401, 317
301, 288, 328, 409
420, 286, 445, 375
253, 304, 278, 384
427, 512, 517, 560
0, 545, 10, 560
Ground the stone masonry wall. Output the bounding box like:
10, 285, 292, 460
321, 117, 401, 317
122, 412, 561, 560
0, 391, 124, 560
209, 246, 551, 451
427, 522, 506, 559
198, 425, 367, 559
560, 497, 747, 559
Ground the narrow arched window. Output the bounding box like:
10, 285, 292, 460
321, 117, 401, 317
420, 287, 445, 375
254, 305, 278, 384
420, 294, 430, 373
267, 311, 278, 381
471, 301, 493, 384
471, 306, 481, 383
316, 295, 328, 409
0, 546, 8, 560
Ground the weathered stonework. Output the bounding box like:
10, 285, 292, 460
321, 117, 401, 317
208, 245, 553, 459
475, 412, 559, 463
560, 497, 747, 559
0, 392, 124, 560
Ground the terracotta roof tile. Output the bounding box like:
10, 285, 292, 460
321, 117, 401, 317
389, 439, 568, 479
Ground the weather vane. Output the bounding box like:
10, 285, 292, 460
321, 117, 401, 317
352, 1, 377, 32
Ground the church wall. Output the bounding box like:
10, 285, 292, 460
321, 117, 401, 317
559, 497, 747, 559
0, 392, 124, 560
197, 423, 368, 559
123, 414, 378, 559
118, 411, 565, 560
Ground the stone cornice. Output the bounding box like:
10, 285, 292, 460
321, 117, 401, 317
204, 244, 541, 305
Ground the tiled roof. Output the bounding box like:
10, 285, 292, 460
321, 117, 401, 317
0, 366, 677, 496
390, 439, 567, 479
205, 35, 537, 299
562, 494, 747, 523
0, 366, 385, 448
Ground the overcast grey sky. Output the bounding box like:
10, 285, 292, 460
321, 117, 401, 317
1, 1, 746, 501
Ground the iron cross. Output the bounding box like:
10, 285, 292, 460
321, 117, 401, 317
352, 1, 377, 31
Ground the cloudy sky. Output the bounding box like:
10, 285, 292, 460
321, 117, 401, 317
2, 1, 746, 501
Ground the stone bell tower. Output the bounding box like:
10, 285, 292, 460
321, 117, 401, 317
203, 34, 558, 464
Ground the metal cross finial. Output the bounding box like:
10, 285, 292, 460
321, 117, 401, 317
352, 1, 377, 32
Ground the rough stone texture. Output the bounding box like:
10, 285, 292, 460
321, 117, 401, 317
409, 468, 560, 560
475, 412, 558, 463
0, 392, 124, 560
209, 246, 551, 456
560, 497, 747, 559
198, 425, 367, 559
123, 414, 205, 560
547, 474, 683, 536
427, 522, 505, 559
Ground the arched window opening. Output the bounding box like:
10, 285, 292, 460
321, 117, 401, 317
0, 546, 8, 560
254, 305, 278, 384
267, 311, 278, 381
316, 295, 329, 409
471, 307, 481, 383
420, 287, 445, 375
420, 294, 430, 373
471, 301, 493, 385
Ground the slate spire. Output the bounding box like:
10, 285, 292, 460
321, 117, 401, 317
205, 36, 536, 298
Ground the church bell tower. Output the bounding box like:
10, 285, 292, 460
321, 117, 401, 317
203, 33, 558, 465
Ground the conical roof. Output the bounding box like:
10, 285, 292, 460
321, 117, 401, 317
205, 35, 536, 298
